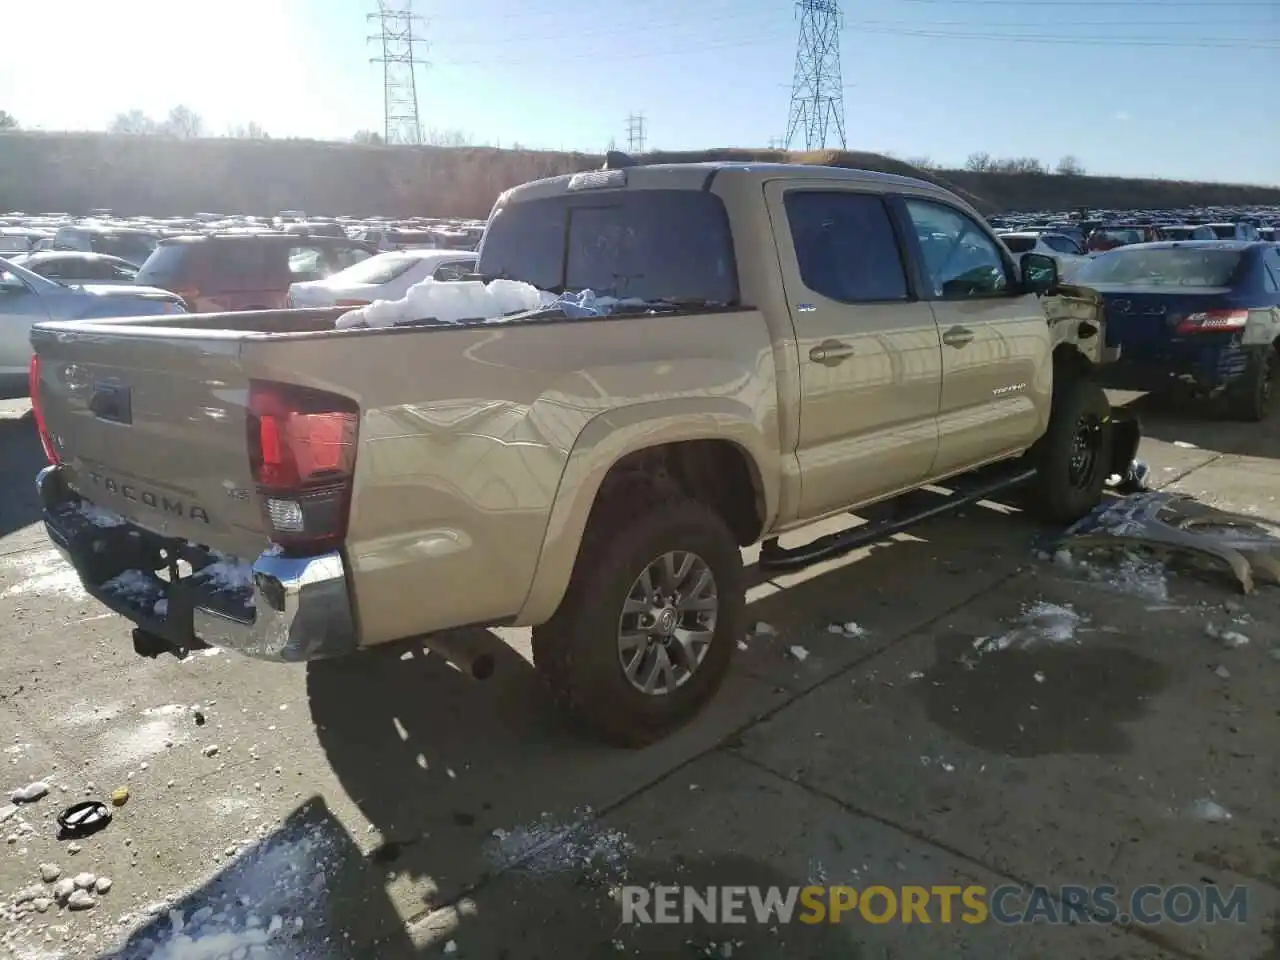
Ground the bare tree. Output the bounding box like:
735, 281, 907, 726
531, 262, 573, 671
905, 156, 933, 170
1056, 155, 1085, 176
228, 121, 269, 139
0, 110, 18, 130
163, 105, 204, 139
352, 129, 384, 145
109, 110, 158, 135
965, 151, 992, 172
422, 128, 471, 147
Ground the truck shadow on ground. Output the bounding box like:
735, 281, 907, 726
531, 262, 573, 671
1120, 391, 1280, 460
305, 501, 1045, 952
0, 411, 43, 541
106, 797, 419, 959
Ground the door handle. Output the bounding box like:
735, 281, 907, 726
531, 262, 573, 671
809, 340, 855, 365
942, 326, 974, 348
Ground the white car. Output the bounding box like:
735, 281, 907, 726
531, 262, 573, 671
287, 249, 478, 308
997, 231, 1091, 282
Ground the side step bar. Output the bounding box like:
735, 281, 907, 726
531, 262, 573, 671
758, 465, 1038, 574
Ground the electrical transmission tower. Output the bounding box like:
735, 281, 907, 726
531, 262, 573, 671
368, 1, 428, 145
626, 113, 647, 153
784, 0, 846, 151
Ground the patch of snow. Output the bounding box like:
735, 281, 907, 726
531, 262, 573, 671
102, 570, 161, 604
74, 502, 128, 528
788, 645, 810, 662
115, 823, 339, 959
336, 277, 546, 329
192, 560, 253, 593
0, 549, 86, 601
94, 706, 187, 767
485, 810, 633, 881
826, 622, 867, 638
1172, 440, 1198, 449
969, 601, 1085, 661
1186, 798, 1232, 822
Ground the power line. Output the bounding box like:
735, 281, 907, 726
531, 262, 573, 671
901, 0, 1277, 5
367, 1, 429, 145
435, 26, 1276, 65
626, 113, 647, 153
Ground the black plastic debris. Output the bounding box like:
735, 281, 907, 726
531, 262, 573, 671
57, 801, 112, 840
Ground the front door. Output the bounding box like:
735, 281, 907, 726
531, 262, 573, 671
898, 196, 1052, 477
765, 181, 943, 521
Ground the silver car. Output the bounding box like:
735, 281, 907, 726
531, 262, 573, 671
0, 256, 186, 397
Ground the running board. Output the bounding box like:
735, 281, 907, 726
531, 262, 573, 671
758, 465, 1038, 574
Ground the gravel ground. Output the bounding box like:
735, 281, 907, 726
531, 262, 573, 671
0, 394, 1276, 960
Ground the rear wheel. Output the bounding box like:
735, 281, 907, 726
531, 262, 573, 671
531, 487, 743, 747
1028, 375, 1112, 523
1226, 347, 1275, 422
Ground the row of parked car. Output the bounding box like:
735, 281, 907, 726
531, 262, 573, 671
4, 197, 1280, 418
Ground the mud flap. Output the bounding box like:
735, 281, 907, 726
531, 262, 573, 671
1059, 491, 1280, 594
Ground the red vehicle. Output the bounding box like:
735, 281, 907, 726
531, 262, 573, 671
134, 234, 376, 312
1086, 224, 1166, 253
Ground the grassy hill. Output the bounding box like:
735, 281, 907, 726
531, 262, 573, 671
1, 132, 1277, 221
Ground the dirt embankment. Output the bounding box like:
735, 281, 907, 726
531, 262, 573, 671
1, 132, 1277, 219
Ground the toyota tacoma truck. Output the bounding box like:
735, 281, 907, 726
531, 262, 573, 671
28, 161, 1138, 746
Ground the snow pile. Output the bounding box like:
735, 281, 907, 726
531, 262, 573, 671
192, 557, 254, 593
74, 502, 128, 528
114, 823, 339, 960
968, 601, 1085, 662
1051, 548, 1170, 603
102, 570, 160, 603
486, 810, 634, 882
335, 277, 546, 329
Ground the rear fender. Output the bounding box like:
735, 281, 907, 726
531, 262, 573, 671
513, 398, 779, 626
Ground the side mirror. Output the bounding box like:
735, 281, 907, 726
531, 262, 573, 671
1021, 252, 1058, 294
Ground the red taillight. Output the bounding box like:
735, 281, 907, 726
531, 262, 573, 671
1175, 309, 1249, 335
28, 355, 60, 465
247, 380, 359, 552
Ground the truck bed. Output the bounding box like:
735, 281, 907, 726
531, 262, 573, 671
30, 304, 775, 648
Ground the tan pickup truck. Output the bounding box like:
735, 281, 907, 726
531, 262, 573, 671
29, 161, 1138, 745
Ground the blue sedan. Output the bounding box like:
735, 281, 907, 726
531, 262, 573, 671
1078, 241, 1280, 421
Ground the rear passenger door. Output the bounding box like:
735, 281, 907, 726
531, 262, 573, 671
767, 182, 943, 520
896, 196, 1052, 477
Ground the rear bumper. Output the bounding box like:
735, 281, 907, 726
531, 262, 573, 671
1098, 340, 1252, 394
38, 465, 357, 662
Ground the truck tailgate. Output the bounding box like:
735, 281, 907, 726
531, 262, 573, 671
30, 323, 267, 558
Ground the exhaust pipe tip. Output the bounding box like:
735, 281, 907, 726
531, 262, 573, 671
471, 653, 496, 681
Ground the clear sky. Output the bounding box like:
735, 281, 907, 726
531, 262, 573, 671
2, 0, 1277, 184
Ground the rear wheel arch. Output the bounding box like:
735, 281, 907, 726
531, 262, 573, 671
515, 414, 776, 626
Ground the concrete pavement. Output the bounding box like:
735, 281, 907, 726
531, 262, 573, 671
0, 395, 1276, 959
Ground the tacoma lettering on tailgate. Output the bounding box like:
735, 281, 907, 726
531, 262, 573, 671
86, 471, 211, 524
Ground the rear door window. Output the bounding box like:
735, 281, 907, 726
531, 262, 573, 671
135, 242, 196, 287
783, 191, 909, 302
479, 190, 738, 304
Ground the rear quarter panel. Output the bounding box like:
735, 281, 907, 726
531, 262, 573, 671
241, 311, 781, 644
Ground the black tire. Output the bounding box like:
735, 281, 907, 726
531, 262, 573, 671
1028, 375, 1113, 523
1225, 347, 1275, 422
531, 487, 744, 747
